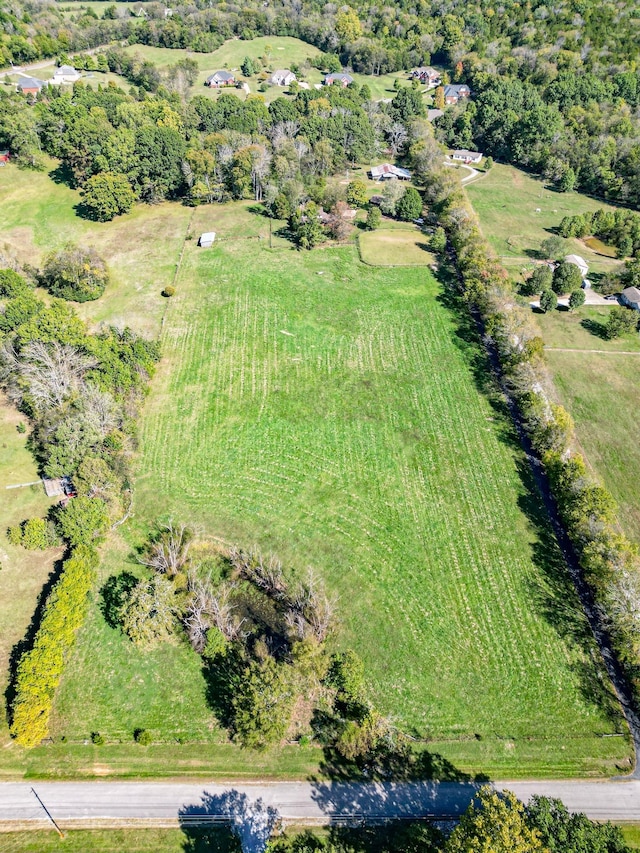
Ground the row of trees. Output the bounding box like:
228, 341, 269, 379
10, 546, 99, 747
558, 209, 640, 260
270, 788, 631, 853
431, 140, 640, 728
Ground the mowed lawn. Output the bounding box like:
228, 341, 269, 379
359, 228, 436, 266
95, 203, 630, 772
122, 39, 428, 102
545, 348, 640, 543
466, 164, 625, 276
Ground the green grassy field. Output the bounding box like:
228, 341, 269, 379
0, 166, 633, 778
466, 164, 625, 277
121, 39, 429, 103
545, 348, 640, 543
466, 164, 640, 547
358, 228, 436, 266
0, 826, 238, 852
61, 199, 629, 775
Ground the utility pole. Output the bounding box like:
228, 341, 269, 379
31, 788, 64, 839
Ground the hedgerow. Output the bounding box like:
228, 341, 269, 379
10, 546, 98, 747
430, 155, 640, 716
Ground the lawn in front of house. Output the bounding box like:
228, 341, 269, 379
358, 227, 436, 266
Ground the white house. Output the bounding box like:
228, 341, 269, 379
52, 65, 81, 84
621, 286, 640, 311
565, 254, 589, 278
451, 150, 483, 164
269, 69, 296, 86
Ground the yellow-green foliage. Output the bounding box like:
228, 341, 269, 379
10, 546, 98, 748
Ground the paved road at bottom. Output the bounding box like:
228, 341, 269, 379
0, 779, 638, 828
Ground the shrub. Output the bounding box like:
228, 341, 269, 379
134, 727, 152, 745
162, 285, 176, 297
91, 731, 104, 745
16, 421, 26, 434
605, 305, 638, 339
10, 546, 99, 747
346, 179, 368, 208
55, 496, 110, 547
396, 186, 423, 221
7, 525, 23, 546
365, 206, 382, 231
20, 517, 49, 550
41, 244, 109, 302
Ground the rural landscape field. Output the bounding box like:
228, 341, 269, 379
0, 159, 631, 778
2, 0, 640, 842
468, 164, 640, 544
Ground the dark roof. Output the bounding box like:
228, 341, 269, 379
324, 72, 354, 84
207, 70, 235, 82
444, 84, 470, 96
622, 286, 640, 303
17, 77, 44, 90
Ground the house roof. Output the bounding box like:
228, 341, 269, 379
199, 232, 216, 242
370, 163, 412, 179
57, 65, 78, 74
622, 286, 640, 302
444, 84, 470, 96
452, 149, 482, 159
324, 72, 354, 84
17, 77, 44, 90
208, 70, 234, 82
414, 66, 439, 76
565, 254, 589, 274
271, 69, 294, 79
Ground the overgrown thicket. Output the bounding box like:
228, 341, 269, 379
428, 151, 640, 716
102, 527, 400, 758
10, 546, 98, 747
1, 267, 158, 747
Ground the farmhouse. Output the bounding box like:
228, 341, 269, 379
17, 76, 45, 95
198, 232, 216, 247
411, 66, 441, 85
565, 254, 589, 278
269, 69, 296, 86
451, 149, 483, 164
52, 65, 81, 84
206, 71, 235, 88
369, 163, 412, 181
444, 83, 471, 104
621, 286, 640, 311
324, 72, 354, 87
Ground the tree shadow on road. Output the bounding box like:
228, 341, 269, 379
179, 790, 277, 853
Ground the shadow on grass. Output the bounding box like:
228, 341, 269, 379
4, 551, 67, 729
581, 317, 609, 340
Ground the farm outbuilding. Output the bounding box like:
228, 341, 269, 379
198, 232, 216, 247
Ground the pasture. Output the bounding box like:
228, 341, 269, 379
466, 164, 626, 277
358, 228, 436, 266
0, 165, 632, 777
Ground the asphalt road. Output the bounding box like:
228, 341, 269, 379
1, 779, 639, 829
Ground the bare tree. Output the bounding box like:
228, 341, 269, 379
184, 574, 245, 649
141, 521, 194, 578
387, 122, 408, 156
1, 340, 96, 412
229, 546, 288, 600
285, 569, 336, 642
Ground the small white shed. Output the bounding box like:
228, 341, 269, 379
198, 232, 216, 248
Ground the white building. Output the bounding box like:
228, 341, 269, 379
269, 69, 296, 86
52, 65, 81, 84
565, 254, 589, 278
198, 232, 216, 248
451, 150, 483, 164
